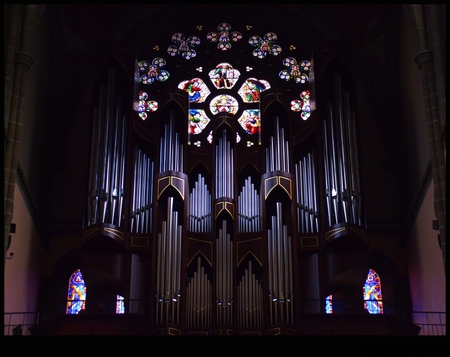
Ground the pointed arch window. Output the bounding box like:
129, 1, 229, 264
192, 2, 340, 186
66, 269, 87, 315
363, 268, 383, 314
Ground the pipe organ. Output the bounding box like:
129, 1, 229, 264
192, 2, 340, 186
82, 58, 366, 335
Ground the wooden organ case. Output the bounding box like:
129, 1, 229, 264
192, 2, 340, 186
80, 47, 374, 336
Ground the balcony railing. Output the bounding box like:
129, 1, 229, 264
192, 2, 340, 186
5, 299, 445, 336
4, 312, 40, 336
412, 311, 446, 336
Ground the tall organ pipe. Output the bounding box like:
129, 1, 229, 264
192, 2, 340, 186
267, 202, 293, 324
322, 75, 362, 227
159, 112, 184, 173
86, 67, 128, 227
215, 129, 234, 199
216, 220, 233, 326
189, 174, 212, 233
155, 196, 183, 324
265, 117, 290, 173
238, 176, 260, 232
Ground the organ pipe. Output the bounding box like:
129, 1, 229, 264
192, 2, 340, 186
86, 67, 127, 227
155, 197, 183, 325
267, 202, 293, 325
130, 146, 154, 233
186, 257, 212, 328
265, 117, 290, 173
159, 112, 184, 173
238, 260, 263, 328
215, 129, 234, 199
322, 74, 361, 226
295, 150, 319, 233
216, 220, 233, 326
189, 173, 212, 232
238, 176, 261, 232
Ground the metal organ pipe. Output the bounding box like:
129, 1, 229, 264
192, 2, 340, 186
267, 202, 293, 325
238, 260, 263, 328
238, 176, 260, 232
216, 220, 233, 326
155, 196, 183, 325
86, 67, 128, 227
321, 75, 362, 227
130, 146, 154, 233
189, 174, 212, 233
159, 112, 184, 173
265, 117, 290, 173
186, 257, 212, 328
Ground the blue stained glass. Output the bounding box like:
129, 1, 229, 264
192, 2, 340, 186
66, 269, 87, 315
363, 269, 383, 314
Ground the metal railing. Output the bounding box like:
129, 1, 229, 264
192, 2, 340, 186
5, 303, 446, 336
412, 311, 446, 336
4, 312, 40, 336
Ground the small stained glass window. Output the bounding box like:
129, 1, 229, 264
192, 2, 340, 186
178, 78, 211, 103
209, 94, 239, 115
238, 110, 261, 135
325, 295, 333, 314
363, 269, 383, 314
237, 78, 271, 103
208, 63, 240, 89
189, 109, 211, 135
116, 295, 125, 314
66, 269, 87, 315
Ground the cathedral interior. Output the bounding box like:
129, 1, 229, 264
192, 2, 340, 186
3, 4, 446, 343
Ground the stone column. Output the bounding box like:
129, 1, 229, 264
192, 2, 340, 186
412, 4, 446, 272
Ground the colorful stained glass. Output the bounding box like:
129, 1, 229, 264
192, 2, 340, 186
238, 110, 261, 135
363, 269, 383, 314
116, 295, 125, 314
238, 78, 271, 103
189, 109, 210, 134
248, 32, 282, 59
138, 57, 170, 85
207, 131, 213, 144
209, 94, 239, 115
325, 295, 333, 314
207, 23, 242, 51
178, 78, 211, 103
209, 63, 241, 89
137, 91, 158, 120
167, 33, 201, 60
66, 269, 87, 315
279, 57, 311, 84
291, 90, 311, 120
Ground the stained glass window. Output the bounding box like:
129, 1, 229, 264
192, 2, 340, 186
363, 269, 383, 314
178, 78, 211, 103
207, 23, 242, 51
189, 109, 210, 135
237, 78, 271, 103
325, 294, 333, 314
291, 90, 311, 120
66, 269, 87, 315
248, 32, 282, 59
209, 94, 239, 115
116, 295, 125, 314
238, 110, 261, 135
208, 63, 240, 89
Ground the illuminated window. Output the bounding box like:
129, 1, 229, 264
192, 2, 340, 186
363, 269, 383, 314
116, 295, 125, 314
66, 269, 87, 315
325, 294, 333, 314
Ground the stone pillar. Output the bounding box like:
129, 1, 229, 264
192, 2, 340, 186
412, 4, 446, 272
